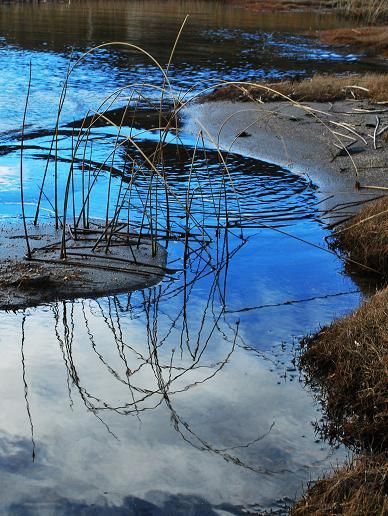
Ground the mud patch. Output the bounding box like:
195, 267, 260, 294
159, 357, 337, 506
0, 222, 167, 311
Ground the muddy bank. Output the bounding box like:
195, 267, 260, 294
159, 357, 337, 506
0, 222, 167, 311
182, 97, 388, 218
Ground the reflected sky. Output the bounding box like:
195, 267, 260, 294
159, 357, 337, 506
0, 0, 372, 513
0, 0, 386, 136
0, 288, 347, 514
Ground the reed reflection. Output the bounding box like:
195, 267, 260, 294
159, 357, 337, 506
27, 225, 285, 475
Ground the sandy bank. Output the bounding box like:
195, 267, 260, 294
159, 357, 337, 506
182, 98, 388, 218
0, 222, 167, 311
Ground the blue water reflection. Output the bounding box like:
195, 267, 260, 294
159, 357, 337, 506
0, 0, 372, 512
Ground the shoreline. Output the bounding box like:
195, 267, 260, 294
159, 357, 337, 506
228, 1, 388, 58
183, 94, 388, 513
182, 98, 388, 219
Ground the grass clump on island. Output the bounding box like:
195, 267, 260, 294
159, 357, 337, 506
203, 73, 388, 104
290, 453, 388, 515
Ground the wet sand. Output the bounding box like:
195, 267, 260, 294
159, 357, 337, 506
182, 98, 388, 218
0, 222, 167, 311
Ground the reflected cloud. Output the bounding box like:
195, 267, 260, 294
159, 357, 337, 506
0, 229, 346, 512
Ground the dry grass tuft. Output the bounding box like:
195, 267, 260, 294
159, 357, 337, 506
333, 196, 388, 278
229, 0, 332, 13
318, 26, 388, 57
290, 453, 388, 515
335, 0, 388, 24
202, 74, 388, 104
299, 286, 388, 451
230, 0, 388, 23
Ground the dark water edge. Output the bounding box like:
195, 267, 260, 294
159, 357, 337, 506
0, 1, 384, 513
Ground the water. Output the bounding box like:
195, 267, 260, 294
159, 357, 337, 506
0, 1, 383, 513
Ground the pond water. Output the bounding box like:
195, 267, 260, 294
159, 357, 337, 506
0, 1, 385, 514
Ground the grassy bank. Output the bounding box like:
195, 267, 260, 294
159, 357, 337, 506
300, 285, 388, 450
335, 0, 388, 24
203, 73, 388, 104
314, 25, 388, 57
293, 198, 388, 514
231, 0, 388, 23
290, 453, 388, 515
231, 0, 388, 57
332, 196, 388, 278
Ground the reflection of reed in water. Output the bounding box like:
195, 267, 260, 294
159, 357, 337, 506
19, 227, 284, 475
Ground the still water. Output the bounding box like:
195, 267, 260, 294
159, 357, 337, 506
0, 1, 384, 514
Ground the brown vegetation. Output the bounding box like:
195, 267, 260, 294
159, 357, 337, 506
290, 453, 388, 515
228, 0, 331, 14
202, 74, 388, 104
317, 26, 388, 57
230, 0, 388, 23
332, 196, 388, 278
335, 0, 388, 24
293, 197, 388, 514
299, 286, 388, 451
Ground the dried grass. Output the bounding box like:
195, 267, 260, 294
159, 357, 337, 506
333, 196, 388, 278
318, 26, 388, 57
202, 74, 388, 104
335, 0, 388, 24
230, 0, 388, 22
229, 0, 332, 13
299, 286, 388, 451
290, 453, 388, 515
